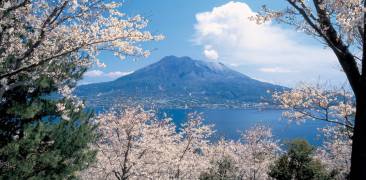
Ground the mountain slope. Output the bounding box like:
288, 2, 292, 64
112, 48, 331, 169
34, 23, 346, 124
77, 56, 286, 108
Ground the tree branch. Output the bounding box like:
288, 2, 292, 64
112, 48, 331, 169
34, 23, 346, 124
0, 31, 147, 80
0, 0, 30, 20
13, 1, 68, 67
294, 107, 354, 130
286, 0, 361, 93
362, 0, 366, 78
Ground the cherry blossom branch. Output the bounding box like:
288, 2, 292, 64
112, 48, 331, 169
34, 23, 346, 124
0, 0, 30, 20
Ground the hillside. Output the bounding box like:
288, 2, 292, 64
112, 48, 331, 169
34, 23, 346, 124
77, 56, 286, 108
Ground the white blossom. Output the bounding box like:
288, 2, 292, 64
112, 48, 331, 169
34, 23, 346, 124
81, 108, 280, 180
0, 0, 164, 117
273, 83, 353, 177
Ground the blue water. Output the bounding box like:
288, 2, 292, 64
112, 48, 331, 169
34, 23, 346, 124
158, 108, 328, 146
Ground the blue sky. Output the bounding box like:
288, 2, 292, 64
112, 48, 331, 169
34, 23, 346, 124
81, 0, 346, 87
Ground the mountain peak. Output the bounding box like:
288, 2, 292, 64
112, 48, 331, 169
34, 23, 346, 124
77, 56, 286, 108
130, 55, 243, 82
160, 55, 192, 61
147, 55, 232, 74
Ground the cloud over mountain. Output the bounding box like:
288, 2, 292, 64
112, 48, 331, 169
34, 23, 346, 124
84, 70, 133, 78
193, 1, 344, 86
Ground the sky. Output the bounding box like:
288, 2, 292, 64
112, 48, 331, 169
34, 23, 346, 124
81, 0, 347, 87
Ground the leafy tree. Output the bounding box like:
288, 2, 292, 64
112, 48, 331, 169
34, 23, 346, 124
255, 1, 366, 178
0, 58, 98, 179
268, 139, 334, 180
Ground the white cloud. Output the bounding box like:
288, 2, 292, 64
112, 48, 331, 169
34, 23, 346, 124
106, 71, 133, 78
194, 1, 345, 86
84, 70, 133, 79
203, 45, 219, 60
259, 67, 293, 73
84, 70, 104, 77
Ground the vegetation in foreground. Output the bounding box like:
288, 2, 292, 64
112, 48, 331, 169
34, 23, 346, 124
257, 1, 366, 178
0, 49, 98, 178
0, 0, 161, 178
79, 106, 350, 180
0, 0, 360, 179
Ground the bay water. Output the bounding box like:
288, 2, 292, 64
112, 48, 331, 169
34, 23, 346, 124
158, 108, 328, 146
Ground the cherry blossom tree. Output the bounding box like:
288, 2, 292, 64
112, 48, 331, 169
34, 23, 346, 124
273, 83, 353, 177
199, 155, 239, 179
173, 112, 214, 179
316, 126, 352, 179
206, 125, 280, 180
84, 108, 177, 179
81, 107, 282, 180
0, 0, 163, 105
0, 0, 162, 177
254, 1, 366, 177
239, 125, 280, 179
273, 83, 355, 133
81, 107, 214, 179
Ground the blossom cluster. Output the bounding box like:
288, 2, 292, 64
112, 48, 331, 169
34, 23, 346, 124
253, 0, 364, 49
0, 0, 163, 117
273, 83, 355, 130
81, 107, 280, 180
273, 83, 353, 179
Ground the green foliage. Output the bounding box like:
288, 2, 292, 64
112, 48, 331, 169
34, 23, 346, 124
199, 157, 239, 180
0, 114, 97, 179
268, 139, 334, 180
0, 59, 97, 179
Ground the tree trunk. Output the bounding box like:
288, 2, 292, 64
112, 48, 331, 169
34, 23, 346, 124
350, 83, 366, 179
